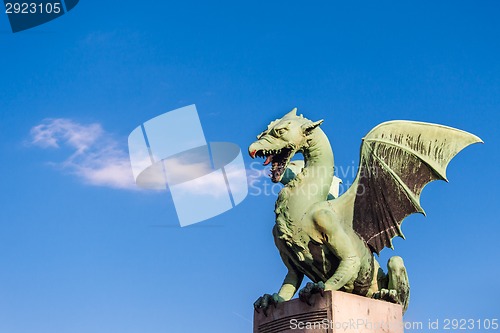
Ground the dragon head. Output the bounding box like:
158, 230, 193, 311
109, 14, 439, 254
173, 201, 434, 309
248, 108, 323, 183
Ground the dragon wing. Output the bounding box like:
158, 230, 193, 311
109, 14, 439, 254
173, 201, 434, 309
340, 121, 482, 255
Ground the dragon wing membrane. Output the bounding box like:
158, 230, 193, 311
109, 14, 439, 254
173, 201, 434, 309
342, 121, 482, 255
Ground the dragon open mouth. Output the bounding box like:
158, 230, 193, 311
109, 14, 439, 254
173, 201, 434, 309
255, 148, 293, 183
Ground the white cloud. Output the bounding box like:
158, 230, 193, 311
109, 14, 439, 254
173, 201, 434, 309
30, 118, 103, 151
30, 118, 137, 190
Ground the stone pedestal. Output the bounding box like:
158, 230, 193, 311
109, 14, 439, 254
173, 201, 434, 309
254, 291, 403, 333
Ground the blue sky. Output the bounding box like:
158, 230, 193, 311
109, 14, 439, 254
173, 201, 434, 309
0, 1, 499, 332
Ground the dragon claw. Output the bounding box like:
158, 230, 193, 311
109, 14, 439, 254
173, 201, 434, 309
254, 293, 284, 316
299, 281, 325, 306
373, 288, 398, 304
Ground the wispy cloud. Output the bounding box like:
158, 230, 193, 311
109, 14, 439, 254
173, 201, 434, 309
30, 118, 136, 190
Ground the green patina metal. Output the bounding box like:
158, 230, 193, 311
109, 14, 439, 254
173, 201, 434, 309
250, 108, 482, 315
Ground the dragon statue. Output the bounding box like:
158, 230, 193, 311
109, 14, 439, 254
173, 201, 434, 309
249, 108, 481, 315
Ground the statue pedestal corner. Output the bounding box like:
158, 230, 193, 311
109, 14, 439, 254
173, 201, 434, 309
254, 291, 403, 333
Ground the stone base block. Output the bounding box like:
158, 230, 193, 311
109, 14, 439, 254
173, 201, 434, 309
254, 291, 403, 333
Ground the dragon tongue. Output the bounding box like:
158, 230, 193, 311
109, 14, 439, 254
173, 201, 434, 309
263, 155, 273, 166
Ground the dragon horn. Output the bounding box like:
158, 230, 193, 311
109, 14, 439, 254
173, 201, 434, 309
283, 108, 298, 119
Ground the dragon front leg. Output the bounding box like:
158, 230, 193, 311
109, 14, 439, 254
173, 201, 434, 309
298, 256, 361, 305
254, 262, 304, 316
277, 267, 304, 301
298, 209, 362, 305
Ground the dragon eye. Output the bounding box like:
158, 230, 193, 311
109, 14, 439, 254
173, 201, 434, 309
274, 127, 288, 137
